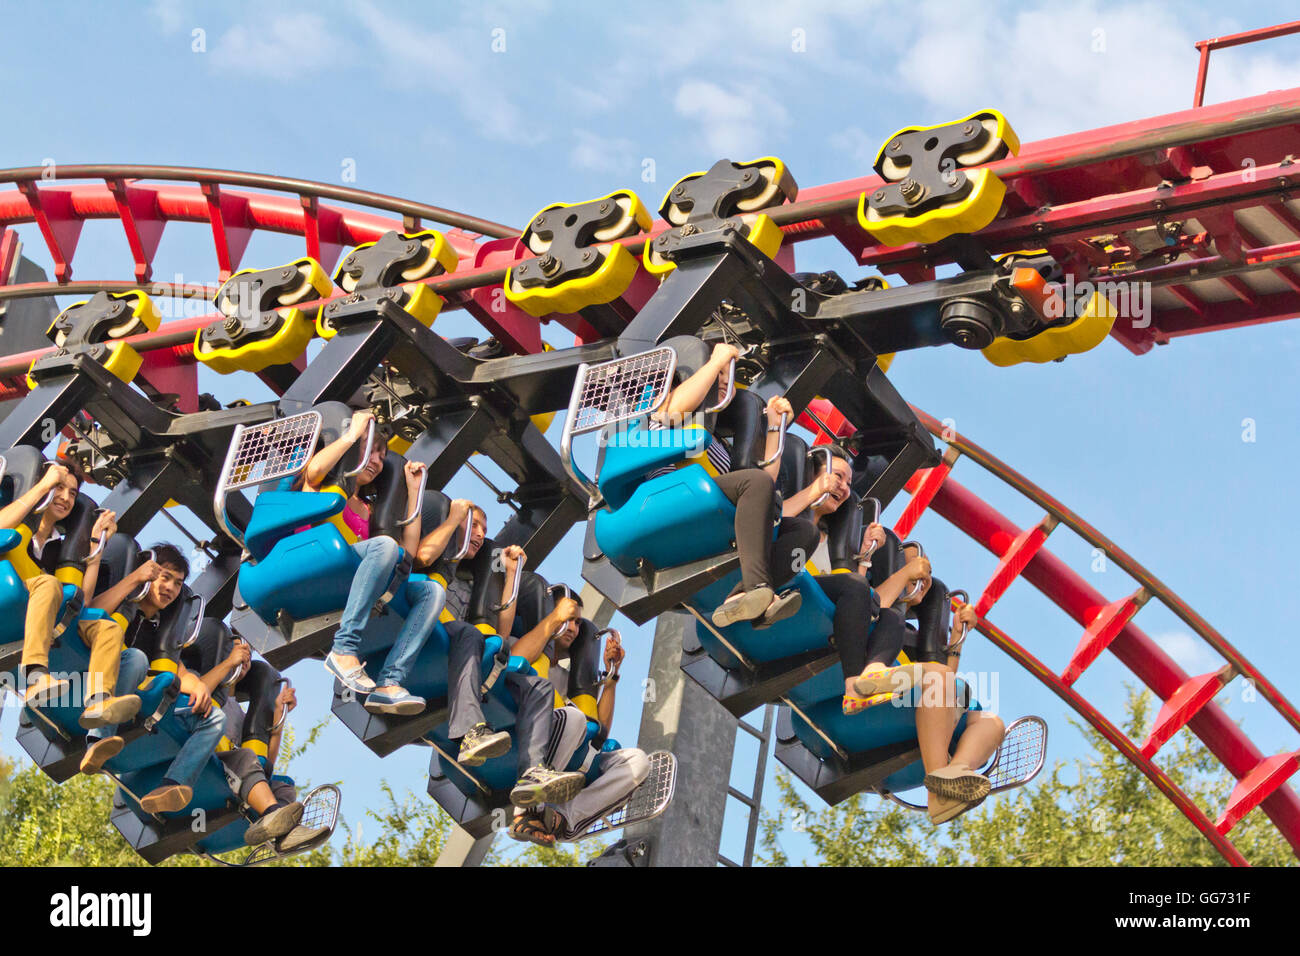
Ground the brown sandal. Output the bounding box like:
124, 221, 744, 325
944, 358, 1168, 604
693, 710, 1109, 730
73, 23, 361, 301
509, 810, 557, 847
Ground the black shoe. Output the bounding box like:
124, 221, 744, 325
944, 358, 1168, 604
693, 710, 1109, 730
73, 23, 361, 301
458, 723, 511, 766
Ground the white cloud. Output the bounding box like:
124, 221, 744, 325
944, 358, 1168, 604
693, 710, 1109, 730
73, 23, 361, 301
209, 13, 350, 81
1152, 630, 1222, 676
570, 130, 641, 175
673, 80, 790, 159
828, 126, 879, 173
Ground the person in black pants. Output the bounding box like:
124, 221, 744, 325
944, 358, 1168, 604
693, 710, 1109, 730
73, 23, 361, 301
781, 445, 934, 714
650, 341, 818, 630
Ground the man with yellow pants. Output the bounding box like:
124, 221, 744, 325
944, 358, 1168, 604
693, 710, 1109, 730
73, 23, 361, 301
0, 463, 141, 743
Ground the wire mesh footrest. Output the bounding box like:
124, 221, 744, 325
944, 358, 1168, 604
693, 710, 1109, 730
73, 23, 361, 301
569, 751, 677, 841
986, 715, 1048, 793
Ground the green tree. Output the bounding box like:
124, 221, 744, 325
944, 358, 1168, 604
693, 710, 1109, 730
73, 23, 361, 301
758, 690, 1296, 866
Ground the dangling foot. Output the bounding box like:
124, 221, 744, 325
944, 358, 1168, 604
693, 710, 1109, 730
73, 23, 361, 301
245, 800, 305, 846
324, 652, 376, 695
458, 723, 511, 766
923, 762, 992, 802
509, 809, 560, 847
842, 690, 894, 715
23, 671, 70, 708
752, 589, 802, 630
363, 686, 426, 716
79, 693, 142, 730
80, 735, 125, 774
711, 585, 775, 628
853, 663, 923, 699
928, 791, 985, 825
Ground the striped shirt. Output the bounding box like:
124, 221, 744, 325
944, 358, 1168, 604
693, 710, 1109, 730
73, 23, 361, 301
645, 419, 731, 480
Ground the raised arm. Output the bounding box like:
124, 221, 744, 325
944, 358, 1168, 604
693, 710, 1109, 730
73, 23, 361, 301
79, 509, 117, 600
266, 684, 296, 774
0, 464, 65, 531
400, 461, 426, 556
761, 396, 791, 480
415, 498, 473, 568
512, 597, 580, 667
651, 343, 738, 425
199, 638, 249, 696
303, 410, 372, 492
596, 632, 624, 734
91, 557, 160, 614
876, 553, 931, 609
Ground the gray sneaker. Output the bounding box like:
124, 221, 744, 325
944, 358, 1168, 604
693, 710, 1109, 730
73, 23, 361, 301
711, 585, 775, 629
510, 766, 587, 808
245, 801, 304, 846
458, 723, 511, 766
278, 824, 330, 854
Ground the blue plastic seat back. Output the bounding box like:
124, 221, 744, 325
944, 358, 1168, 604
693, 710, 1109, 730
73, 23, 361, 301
597, 420, 712, 511
426, 655, 538, 796
593, 463, 737, 576
692, 570, 836, 667
238, 523, 362, 624
0, 559, 30, 645
243, 490, 346, 562
788, 673, 977, 765
0, 528, 21, 554
118, 753, 236, 830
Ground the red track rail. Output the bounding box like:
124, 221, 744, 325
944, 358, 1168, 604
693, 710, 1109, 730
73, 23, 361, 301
894, 409, 1300, 864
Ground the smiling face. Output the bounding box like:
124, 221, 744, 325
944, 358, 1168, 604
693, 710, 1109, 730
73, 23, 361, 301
356, 443, 387, 487
813, 456, 852, 517
47, 471, 79, 522
140, 561, 186, 616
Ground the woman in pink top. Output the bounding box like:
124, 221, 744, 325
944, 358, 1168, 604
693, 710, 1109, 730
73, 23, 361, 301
304, 410, 445, 716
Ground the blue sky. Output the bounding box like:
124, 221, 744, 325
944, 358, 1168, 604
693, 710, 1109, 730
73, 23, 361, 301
2, 0, 1298, 865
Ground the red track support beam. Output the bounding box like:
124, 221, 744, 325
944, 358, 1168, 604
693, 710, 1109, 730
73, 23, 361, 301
974, 514, 1058, 618
201, 182, 253, 280
1062, 587, 1150, 686
1140, 665, 1236, 759
893, 446, 960, 539
15, 182, 82, 281
105, 179, 165, 283
1215, 752, 1300, 835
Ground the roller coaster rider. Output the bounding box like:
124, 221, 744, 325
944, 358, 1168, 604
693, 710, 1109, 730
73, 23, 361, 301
3, 464, 142, 736
182, 605, 305, 846
508, 596, 650, 847
303, 408, 445, 716
87, 543, 226, 814
651, 340, 818, 630
781, 445, 933, 714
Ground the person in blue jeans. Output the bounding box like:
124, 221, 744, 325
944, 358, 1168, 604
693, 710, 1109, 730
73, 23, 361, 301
303, 409, 445, 716
83, 544, 226, 814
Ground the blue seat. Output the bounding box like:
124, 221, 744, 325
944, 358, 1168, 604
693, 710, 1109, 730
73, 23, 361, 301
240, 523, 407, 625
242, 489, 346, 561
692, 569, 836, 668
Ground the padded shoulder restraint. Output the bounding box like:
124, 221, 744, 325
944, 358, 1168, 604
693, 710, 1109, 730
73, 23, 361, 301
824, 488, 864, 571
778, 433, 810, 504
906, 576, 951, 664
366, 450, 410, 542
566, 619, 603, 714
416, 489, 452, 574
94, 533, 141, 596
50, 492, 97, 584
867, 528, 906, 589
510, 570, 554, 637
714, 388, 765, 471
659, 334, 719, 433
0, 446, 45, 506
461, 536, 501, 628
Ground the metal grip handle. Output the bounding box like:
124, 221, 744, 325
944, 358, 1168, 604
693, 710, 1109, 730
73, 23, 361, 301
702, 358, 737, 414
491, 550, 527, 612
900, 539, 927, 602
181, 594, 207, 650
807, 446, 833, 510
451, 508, 474, 561
86, 509, 109, 561
342, 418, 376, 479
270, 678, 294, 734
946, 589, 971, 654
756, 412, 788, 468
33, 461, 59, 515
853, 497, 884, 564
397, 464, 428, 527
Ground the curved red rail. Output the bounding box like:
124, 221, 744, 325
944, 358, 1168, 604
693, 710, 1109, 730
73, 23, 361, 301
897, 411, 1300, 863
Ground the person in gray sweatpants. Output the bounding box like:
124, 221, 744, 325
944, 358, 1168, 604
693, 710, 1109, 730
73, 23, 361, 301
506, 601, 651, 846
